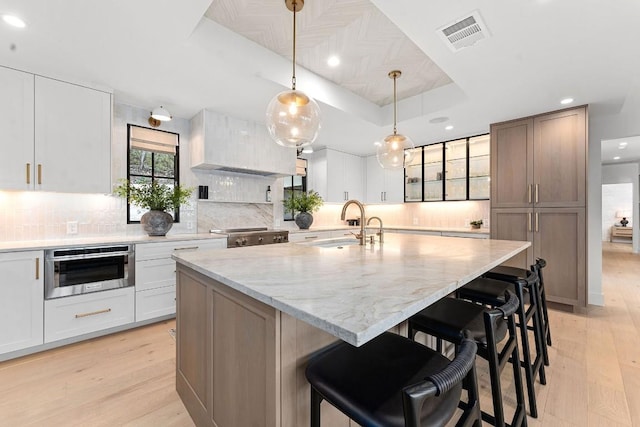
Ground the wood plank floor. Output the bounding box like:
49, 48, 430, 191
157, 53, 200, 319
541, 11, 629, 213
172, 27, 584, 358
1, 242, 638, 426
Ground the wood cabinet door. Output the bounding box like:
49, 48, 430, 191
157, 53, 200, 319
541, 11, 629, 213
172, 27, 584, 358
533, 107, 586, 207
490, 118, 534, 208
533, 207, 586, 307
0, 66, 34, 191
490, 208, 534, 269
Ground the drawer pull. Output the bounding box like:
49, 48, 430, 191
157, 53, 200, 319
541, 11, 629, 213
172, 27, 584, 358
174, 246, 199, 251
35, 257, 40, 280
26, 163, 31, 184
37, 164, 42, 185
75, 308, 112, 318
304, 236, 319, 239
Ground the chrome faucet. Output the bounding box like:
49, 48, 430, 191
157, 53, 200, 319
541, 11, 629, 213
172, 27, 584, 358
341, 200, 366, 245
367, 216, 384, 243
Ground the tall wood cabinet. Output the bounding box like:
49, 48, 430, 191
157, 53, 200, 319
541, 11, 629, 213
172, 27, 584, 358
490, 106, 587, 309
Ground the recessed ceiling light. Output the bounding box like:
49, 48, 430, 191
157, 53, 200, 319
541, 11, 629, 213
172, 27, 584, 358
613, 156, 621, 160
619, 142, 628, 146
619, 146, 627, 150
445, 125, 454, 130
560, 97, 574, 105
2, 14, 26, 28
327, 56, 340, 67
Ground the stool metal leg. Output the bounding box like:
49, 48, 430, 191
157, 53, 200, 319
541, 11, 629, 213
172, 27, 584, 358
310, 387, 322, 427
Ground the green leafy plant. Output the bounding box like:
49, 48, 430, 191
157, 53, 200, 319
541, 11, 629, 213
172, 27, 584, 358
282, 190, 324, 213
470, 219, 483, 227
113, 179, 193, 212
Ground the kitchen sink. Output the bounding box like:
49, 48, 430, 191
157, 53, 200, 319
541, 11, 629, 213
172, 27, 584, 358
300, 237, 362, 248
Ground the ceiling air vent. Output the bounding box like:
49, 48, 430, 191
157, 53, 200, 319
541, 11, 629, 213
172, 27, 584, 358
437, 10, 490, 52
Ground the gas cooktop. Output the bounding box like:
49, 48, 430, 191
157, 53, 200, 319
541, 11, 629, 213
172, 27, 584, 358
210, 227, 289, 248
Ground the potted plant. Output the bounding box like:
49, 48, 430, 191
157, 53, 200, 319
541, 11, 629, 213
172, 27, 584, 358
282, 190, 324, 229
113, 179, 193, 236
470, 219, 483, 229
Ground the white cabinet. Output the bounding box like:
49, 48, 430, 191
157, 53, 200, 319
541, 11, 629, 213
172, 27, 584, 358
190, 109, 295, 177
365, 155, 404, 203
0, 67, 112, 193
135, 238, 226, 321
288, 230, 335, 242
307, 148, 364, 203
0, 66, 34, 191
44, 287, 134, 343
0, 251, 43, 354
34, 76, 112, 193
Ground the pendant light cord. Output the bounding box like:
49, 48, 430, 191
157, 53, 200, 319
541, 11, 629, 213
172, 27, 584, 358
393, 74, 398, 135
291, 2, 297, 90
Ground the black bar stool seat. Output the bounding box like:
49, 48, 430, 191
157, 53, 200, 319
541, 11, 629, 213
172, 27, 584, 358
305, 332, 481, 427
457, 277, 531, 306
408, 291, 527, 427
486, 259, 552, 348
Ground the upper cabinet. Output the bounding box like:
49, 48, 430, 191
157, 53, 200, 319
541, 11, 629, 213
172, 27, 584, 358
34, 76, 112, 193
190, 109, 295, 177
365, 155, 404, 204
490, 107, 586, 208
0, 67, 34, 191
405, 135, 490, 202
0, 66, 112, 193
307, 148, 364, 203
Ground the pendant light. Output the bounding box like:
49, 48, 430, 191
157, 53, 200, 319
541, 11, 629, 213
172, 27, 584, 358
376, 70, 415, 169
266, 0, 321, 148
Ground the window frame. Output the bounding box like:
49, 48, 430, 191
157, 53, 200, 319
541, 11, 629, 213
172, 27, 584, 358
125, 124, 181, 224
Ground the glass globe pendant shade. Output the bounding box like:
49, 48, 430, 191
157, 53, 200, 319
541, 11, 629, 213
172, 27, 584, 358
266, 89, 321, 148
376, 133, 415, 169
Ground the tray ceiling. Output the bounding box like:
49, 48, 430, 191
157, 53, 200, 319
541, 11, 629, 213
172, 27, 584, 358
205, 0, 452, 106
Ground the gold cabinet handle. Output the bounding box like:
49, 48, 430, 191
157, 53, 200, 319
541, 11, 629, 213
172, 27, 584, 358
173, 246, 199, 251
535, 184, 539, 204
528, 213, 532, 232
37, 164, 42, 185
26, 163, 31, 184
535, 212, 539, 232
527, 184, 532, 204
75, 308, 112, 318
304, 235, 319, 239
35, 257, 40, 280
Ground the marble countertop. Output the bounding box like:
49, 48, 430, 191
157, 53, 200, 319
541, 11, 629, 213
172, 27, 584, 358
172, 233, 529, 347
288, 225, 489, 235
0, 233, 226, 253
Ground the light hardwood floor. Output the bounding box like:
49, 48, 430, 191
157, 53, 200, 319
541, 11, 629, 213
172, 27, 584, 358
1, 242, 639, 426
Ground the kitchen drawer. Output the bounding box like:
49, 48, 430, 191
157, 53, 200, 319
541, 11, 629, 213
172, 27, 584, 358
288, 230, 334, 242
136, 238, 226, 261
44, 287, 134, 343
441, 231, 489, 239
136, 285, 176, 322
136, 258, 176, 291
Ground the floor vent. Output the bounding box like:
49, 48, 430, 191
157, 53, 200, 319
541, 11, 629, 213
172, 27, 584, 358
438, 10, 490, 52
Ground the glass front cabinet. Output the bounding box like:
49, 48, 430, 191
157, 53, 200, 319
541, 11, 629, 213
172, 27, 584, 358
404, 134, 489, 202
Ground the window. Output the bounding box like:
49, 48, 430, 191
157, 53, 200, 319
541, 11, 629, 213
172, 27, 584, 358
126, 124, 180, 223
283, 159, 307, 220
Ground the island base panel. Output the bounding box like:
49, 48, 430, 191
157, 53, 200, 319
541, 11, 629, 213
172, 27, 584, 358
176, 266, 353, 426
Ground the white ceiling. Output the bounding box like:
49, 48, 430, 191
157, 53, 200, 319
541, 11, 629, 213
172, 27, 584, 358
1, 0, 640, 157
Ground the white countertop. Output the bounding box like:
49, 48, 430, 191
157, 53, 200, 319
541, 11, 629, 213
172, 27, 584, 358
172, 233, 528, 347
287, 224, 489, 235
0, 233, 226, 253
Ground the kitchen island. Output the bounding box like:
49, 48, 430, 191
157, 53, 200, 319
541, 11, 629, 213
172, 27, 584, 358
172, 233, 529, 427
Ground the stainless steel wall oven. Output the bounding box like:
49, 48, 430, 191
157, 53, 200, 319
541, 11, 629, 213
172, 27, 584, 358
45, 244, 135, 299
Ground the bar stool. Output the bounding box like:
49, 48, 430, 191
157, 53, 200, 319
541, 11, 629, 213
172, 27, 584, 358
487, 258, 552, 349
457, 271, 546, 419
305, 332, 482, 427
408, 290, 527, 427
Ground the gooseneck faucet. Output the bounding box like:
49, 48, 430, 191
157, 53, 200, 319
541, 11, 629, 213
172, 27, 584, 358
340, 200, 366, 245
367, 216, 384, 243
